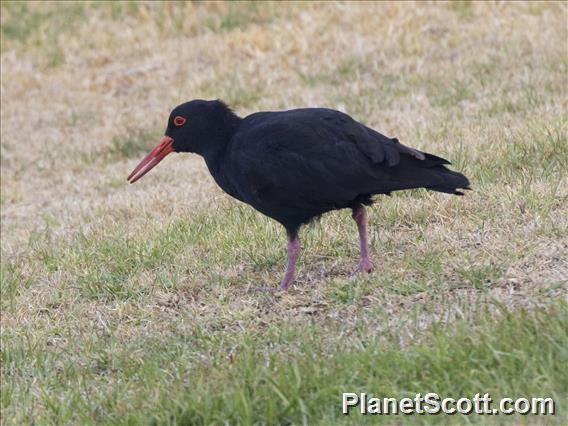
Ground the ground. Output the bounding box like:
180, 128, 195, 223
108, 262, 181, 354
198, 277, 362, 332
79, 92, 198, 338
1, 2, 567, 425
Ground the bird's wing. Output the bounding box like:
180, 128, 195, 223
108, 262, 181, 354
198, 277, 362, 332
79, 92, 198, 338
245, 108, 445, 165
228, 109, 462, 219
313, 109, 450, 167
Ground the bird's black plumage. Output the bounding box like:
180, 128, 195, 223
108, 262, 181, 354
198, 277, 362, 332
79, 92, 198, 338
167, 100, 469, 233
130, 99, 470, 290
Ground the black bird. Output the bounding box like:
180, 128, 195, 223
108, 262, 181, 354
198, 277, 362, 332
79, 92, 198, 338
128, 100, 470, 290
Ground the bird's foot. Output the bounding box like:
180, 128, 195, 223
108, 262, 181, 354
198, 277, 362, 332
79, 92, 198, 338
352, 259, 373, 276
277, 270, 296, 291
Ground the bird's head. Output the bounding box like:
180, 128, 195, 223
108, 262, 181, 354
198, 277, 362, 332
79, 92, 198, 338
127, 99, 238, 183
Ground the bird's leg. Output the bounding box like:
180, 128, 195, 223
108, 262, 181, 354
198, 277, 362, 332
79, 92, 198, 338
352, 205, 373, 273
279, 231, 300, 291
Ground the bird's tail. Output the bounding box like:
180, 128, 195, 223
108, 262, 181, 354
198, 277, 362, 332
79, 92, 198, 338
427, 168, 470, 195
421, 154, 470, 195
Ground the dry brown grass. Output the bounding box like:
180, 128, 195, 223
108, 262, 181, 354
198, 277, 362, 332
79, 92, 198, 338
1, 2, 567, 424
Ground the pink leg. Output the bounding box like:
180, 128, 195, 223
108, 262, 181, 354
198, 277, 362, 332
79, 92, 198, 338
279, 231, 300, 290
352, 206, 373, 273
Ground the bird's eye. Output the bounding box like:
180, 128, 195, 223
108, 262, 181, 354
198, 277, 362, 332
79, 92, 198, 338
173, 116, 187, 126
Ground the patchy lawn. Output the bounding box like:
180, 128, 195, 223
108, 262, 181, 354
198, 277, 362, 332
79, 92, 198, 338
1, 2, 567, 424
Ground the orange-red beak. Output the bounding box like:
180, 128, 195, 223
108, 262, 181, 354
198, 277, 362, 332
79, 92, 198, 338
127, 136, 174, 184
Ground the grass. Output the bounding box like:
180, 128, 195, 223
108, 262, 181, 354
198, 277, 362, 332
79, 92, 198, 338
1, 2, 567, 425
2, 298, 566, 424
0, 1, 86, 67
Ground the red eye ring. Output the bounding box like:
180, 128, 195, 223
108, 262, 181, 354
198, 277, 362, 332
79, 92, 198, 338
173, 116, 186, 126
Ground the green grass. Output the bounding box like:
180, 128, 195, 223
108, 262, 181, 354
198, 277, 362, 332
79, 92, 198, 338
1, 190, 565, 423
106, 127, 164, 162
204, 2, 277, 34
0, 261, 35, 310
0, 1, 87, 67
0, 2, 86, 45
2, 300, 566, 424
5, 185, 557, 308
171, 302, 567, 425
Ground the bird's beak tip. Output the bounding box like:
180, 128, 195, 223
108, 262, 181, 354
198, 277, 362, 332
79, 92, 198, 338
127, 136, 174, 184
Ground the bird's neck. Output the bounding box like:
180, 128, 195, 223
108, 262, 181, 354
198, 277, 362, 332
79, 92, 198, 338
198, 113, 240, 164
201, 139, 237, 200
196, 112, 239, 184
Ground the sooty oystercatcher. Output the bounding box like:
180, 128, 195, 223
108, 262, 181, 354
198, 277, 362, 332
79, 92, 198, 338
128, 100, 470, 290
